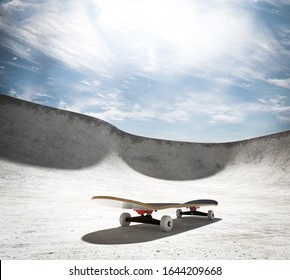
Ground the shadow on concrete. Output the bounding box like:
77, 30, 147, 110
81, 217, 221, 245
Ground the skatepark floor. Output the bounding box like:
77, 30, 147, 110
0, 94, 290, 260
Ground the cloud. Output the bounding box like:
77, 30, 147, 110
0, 0, 286, 81
154, 91, 290, 125
266, 78, 290, 89
1, 0, 118, 74
257, 95, 290, 121
55, 81, 290, 126
95, 0, 284, 80
158, 91, 249, 124
9, 88, 17, 96
0, 65, 5, 74
4, 60, 40, 72
210, 114, 244, 124
57, 86, 125, 117
9, 86, 53, 103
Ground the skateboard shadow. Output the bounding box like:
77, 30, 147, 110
82, 217, 221, 245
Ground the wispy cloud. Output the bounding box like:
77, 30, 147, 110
257, 95, 290, 121
1, 0, 118, 74
1, 0, 287, 80
8, 86, 53, 103
56, 80, 290, 126
266, 78, 290, 89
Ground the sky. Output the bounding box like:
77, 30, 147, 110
0, 0, 290, 142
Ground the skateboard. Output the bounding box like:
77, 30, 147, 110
92, 196, 218, 232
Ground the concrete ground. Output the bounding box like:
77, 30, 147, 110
0, 94, 290, 260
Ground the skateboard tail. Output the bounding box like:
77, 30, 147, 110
91, 196, 155, 210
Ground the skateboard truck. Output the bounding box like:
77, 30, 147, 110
126, 211, 160, 226
120, 210, 173, 232
177, 207, 214, 220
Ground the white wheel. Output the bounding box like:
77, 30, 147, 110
176, 209, 182, 218
119, 212, 131, 227
208, 210, 214, 221
160, 215, 173, 232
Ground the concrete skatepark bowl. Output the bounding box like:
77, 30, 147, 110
0, 94, 290, 259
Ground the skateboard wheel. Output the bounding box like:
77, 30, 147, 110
160, 215, 173, 232
176, 209, 182, 218
119, 212, 131, 227
208, 210, 214, 221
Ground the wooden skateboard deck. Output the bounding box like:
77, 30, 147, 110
92, 195, 218, 210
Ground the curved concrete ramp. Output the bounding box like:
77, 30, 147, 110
1, 94, 289, 181
0, 94, 115, 169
